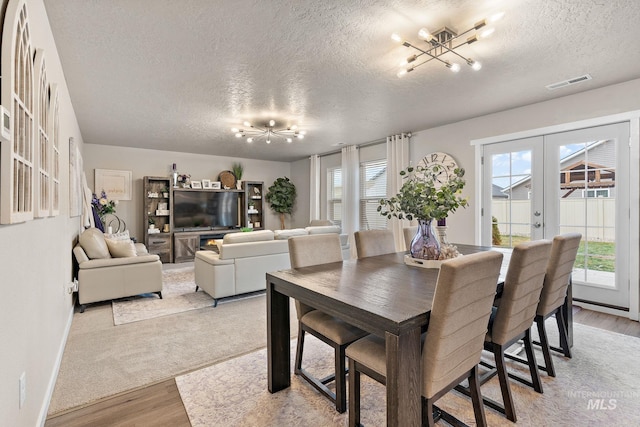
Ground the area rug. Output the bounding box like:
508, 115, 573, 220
176, 323, 640, 426
48, 294, 298, 415
112, 266, 224, 325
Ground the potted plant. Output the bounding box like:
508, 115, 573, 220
378, 164, 467, 260
161, 186, 169, 198
265, 177, 296, 229
232, 162, 244, 190
148, 217, 156, 229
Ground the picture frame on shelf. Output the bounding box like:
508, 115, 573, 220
202, 179, 212, 189
211, 181, 221, 189
191, 181, 202, 189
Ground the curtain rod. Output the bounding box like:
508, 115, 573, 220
313, 135, 396, 159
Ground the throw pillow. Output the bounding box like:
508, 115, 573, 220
79, 228, 111, 259
103, 230, 130, 241
105, 238, 137, 258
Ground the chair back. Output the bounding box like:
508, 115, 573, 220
490, 240, 552, 345
538, 233, 582, 316
421, 251, 503, 399
288, 234, 343, 319
403, 226, 418, 251
354, 230, 396, 258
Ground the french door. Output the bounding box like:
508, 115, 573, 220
482, 122, 630, 309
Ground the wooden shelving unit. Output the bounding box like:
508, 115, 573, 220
244, 181, 264, 230
143, 176, 173, 263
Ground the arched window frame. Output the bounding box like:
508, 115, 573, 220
0, 0, 35, 224
49, 84, 60, 216
34, 48, 51, 218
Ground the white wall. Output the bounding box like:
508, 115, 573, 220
0, 1, 85, 425
82, 144, 292, 239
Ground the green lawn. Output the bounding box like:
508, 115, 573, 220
496, 235, 615, 273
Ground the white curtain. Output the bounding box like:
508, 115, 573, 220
81, 171, 95, 229
387, 133, 411, 251
309, 154, 321, 222
341, 145, 359, 258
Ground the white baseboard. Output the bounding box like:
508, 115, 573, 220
38, 300, 75, 426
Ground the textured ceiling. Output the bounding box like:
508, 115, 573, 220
43, 0, 640, 162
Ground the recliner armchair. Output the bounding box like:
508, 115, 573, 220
73, 228, 163, 312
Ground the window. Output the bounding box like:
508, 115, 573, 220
359, 159, 387, 230
327, 167, 342, 226
50, 85, 60, 215
35, 50, 51, 217
582, 189, 610, 198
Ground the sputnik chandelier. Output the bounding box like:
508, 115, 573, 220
392, 11, 504, 77
231, 120, 306, 144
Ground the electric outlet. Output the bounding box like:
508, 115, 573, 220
19, 372, 25, 408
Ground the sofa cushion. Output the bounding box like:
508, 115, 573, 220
274, 228, 308, 240
105, 238, 138, 258
79, 228, 111, 259
223, 229, 274, 244
305, 225, 341, 235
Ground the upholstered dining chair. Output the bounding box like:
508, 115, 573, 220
533, 233, 582, 376
403, 225, 418, 251
474, 239, 552, 422
346, 250, 504, 427
288, 234, 368, 413
354, 229, 396, 258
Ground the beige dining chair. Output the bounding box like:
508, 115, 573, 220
288, 234, 368, 413
474, 239, 552, 422
403, 225, 418, 251
534, 233, 582, 376
354, 229, 396, 258
346, 250, 504, 427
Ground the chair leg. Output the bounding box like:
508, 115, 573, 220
335, 345, 347, 413
556, 308, 572, 358
469, 365, 488, 427
523, 329, 543, 393
423, 396, 436, 427
348, 358, 360, 427
536, 316, 556, 377
493, 344, 517, 422
155, 291, 163, 299
294, 327, 305, 375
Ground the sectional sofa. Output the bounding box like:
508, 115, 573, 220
194, 226, 349, 306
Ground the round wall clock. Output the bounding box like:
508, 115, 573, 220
416, 152, 459, 187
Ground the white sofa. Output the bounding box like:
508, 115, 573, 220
73, 228, 163, 312
194, 226, 349, 306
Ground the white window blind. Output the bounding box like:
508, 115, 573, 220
327, 167, 342, 226
359, 159, 387, 230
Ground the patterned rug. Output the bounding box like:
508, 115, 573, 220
176, 323, 640, 426
111, 267, 213, 325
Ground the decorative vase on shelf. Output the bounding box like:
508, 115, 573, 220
410, 218, 441, 260
236, 181, 242, 190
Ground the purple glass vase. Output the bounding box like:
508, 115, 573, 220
410, 218, 441, 260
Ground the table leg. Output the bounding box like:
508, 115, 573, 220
385, 327, 422, 426
267, 280, 290, 393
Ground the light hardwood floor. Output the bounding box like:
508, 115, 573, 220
45, 307, 640, 427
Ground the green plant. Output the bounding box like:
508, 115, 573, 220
232, 162, 244, 181
265, 177, 297, 229
378, 164, 468, 221
148, 217, 155, 225
492, 216, 502, 246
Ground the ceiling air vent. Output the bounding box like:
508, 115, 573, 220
546, 74, 592, 91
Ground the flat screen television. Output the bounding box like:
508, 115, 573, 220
173, 191, 239, 230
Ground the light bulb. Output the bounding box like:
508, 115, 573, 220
447, 62, 461, 73
299, 130, 306, 135
243, 121, 251, 127
489, 11, 505, 23
418, 28, 433, 41
297, 134, 305, 139
391, 33, 403, 43
397, 68, 407, 78
231, 127, 239, 133
480, 28, 495, 38
291, 125, 297, 130
235, 133, 242, 138
286, 138, 292, 143
247, 137, 253, 143
269, 119, 275, 126
266, 139, 271, 144
467, 59, 482, 70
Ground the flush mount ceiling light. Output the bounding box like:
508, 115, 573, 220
231, 120, 306, 144
392, 11, 504, 77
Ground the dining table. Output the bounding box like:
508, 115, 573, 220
266, 244, 573, 426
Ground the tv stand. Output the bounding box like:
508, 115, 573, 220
173, 229, 239, 263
